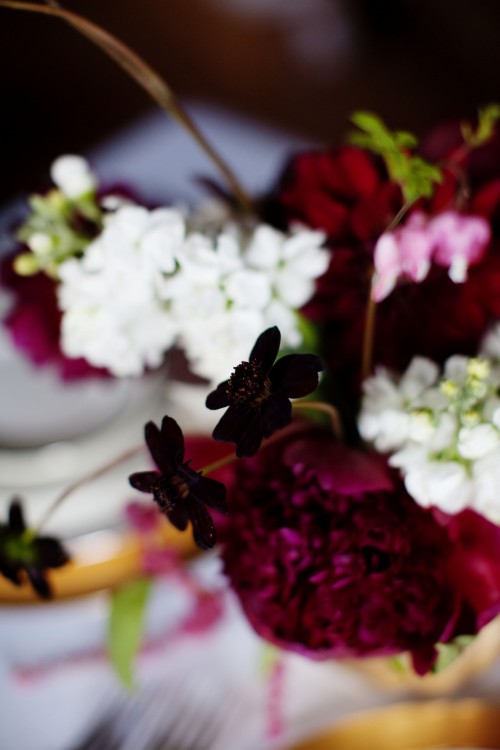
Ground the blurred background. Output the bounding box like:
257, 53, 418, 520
0, 0, 499, 203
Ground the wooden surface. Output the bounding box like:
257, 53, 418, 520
289, 700, 500, 750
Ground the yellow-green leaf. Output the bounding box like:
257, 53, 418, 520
108, 578, 152, 690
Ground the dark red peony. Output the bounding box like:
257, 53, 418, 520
222, 425, 500, 674
270, 134, 500, 389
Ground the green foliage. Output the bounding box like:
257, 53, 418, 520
15, 188, 102, 278
461, 103, 500, 149
432, 635, 474, 673
108, 577, 153, 690
259, 642, 280, 677
349, 111, 442, 204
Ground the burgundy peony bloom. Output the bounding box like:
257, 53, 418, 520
129, 416, 228, 550
270, 137, 500, 388
221, 426, 496, 674
206, 327, 323, 458
0, 498, 70, 598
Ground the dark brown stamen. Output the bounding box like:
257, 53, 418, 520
225, 360, 271, 405
153, 474, 190, 512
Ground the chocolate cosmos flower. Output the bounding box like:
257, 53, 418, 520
129, 416, 228, 550
0, 498, 70, 598
206, 327, 323, 458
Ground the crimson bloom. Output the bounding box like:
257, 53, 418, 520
270, 138, 500, 387
0, 498, 70, 598
129, 416, 228, 550
206, 327, 323, 458
221, 425, 498, 674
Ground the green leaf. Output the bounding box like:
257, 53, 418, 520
432, 635, 474, 673
108, 578, 152, 690
259, 642, 281, 677
348, 110, 442, 203
461, 103, 500, 148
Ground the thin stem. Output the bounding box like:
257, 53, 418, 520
0, 0, 253, 212
385, 200, 414, 234
361, 292, 377, 382
360, 198, 415, 381
200, 451, 237, 475
292, 400, 343, 440
34, 443, 144, 534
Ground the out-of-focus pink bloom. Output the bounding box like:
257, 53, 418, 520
372, 213, 434, 301
430, 212, 492, 282
142, 547, 179, 576
372, 211, 491, 302
125, 501, 160, 536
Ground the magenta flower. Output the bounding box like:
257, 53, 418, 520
206, 327, 323, 458
221, 425, 491, 674
129, 416, 228, 550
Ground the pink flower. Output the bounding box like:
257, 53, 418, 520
221, 424, 488, 675
372, 213, 434, 302
125, 501, 160, 536
430, 211, 492, 281
372, 211, 491, 302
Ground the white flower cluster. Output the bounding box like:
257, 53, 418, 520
57, 201, 328, 381
359, 338, 500, 523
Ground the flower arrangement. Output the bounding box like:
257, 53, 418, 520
2, 1, 500, 687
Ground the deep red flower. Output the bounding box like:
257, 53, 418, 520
271, 137, 500, 389
129, 416, 228, 550
222, 425, 498, 674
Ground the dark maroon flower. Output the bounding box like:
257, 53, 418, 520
221, 425, 492, 675
270, 137, 500, 392
0, 498, 70, 598
205, 327, 323, 458
129, 416, 228, 550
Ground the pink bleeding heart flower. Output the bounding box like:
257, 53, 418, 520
372, 210, 491, 302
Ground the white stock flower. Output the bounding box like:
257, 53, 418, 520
360, 351, 500, 522
180, 307, 266, 384
57, 200, 328, 385
50, 155, 96, 199
58, 205, 184, 376
358, 357, 440, 452
159, 222, 327, 384
481, 321, 500, 361
244, 224, 329, 308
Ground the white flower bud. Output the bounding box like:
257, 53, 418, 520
50, 155, 96, 199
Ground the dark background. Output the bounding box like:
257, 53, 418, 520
0, 0, 499, 203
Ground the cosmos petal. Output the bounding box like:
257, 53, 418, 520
206, 380, 231, 410
234, 410, 266, 458
0, 560, 22, 586
8, 499, 26, 534
166, 503, 189, 531
249, 326, 281, 373
144, 417, 184, 474
260, 395, 292, 437
26, 565, 51, 599
35, 538, 70, 568
160, 415, 185, 463
191, 475, 228, 514
144, 422, 175, 474
212, 405, 249, 444
185, 498, 217, 550
269, 354, 323, 398
129, 471, 160, 493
